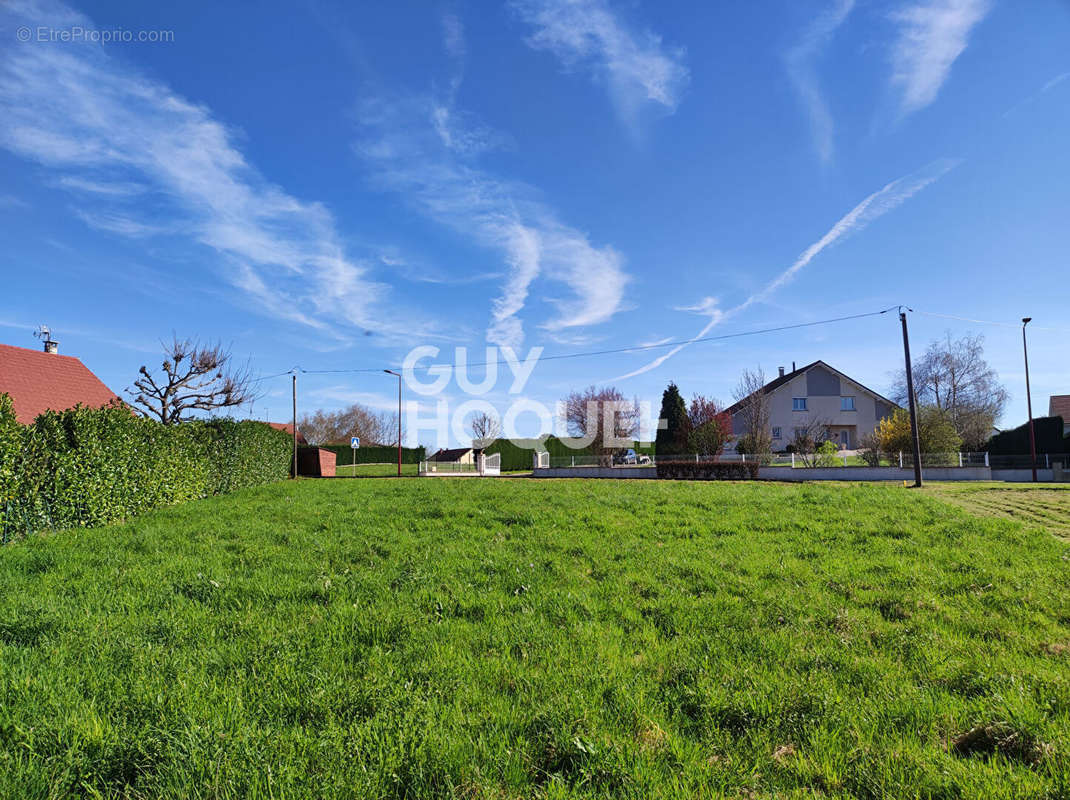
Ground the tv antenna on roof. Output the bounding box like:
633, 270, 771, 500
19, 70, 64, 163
34, 324, 59, 354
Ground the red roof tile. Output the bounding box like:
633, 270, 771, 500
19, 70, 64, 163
0, 343, 121, 424
266, 421, 308, 445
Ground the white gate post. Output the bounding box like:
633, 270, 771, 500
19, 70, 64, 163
984, 452, 989, 467
899, 451, 903, 468
958, 452, 963, 468
791, 452, 795, 468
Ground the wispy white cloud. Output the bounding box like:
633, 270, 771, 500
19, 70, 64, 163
356, 89, 629, 349
57, 176, 147, 196
738, 158, 960, 309
617, 159, 960, 379
889, 0, 991, 116
784, 0, 855, 164
1040, 71, 1070, 94
441, 12, 466, 63
1003, 71, 1070, 118
74, 209, 170, 238
511, 0, 688, 126
0, 0, 433, 342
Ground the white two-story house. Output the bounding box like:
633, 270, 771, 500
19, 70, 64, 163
727, 360, 899, 450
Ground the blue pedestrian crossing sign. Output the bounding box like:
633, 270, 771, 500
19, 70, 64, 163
350, 437, 360, 449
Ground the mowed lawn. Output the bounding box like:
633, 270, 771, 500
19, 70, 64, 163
1, 480, 1068, 799
925, 482, 1070, 540
335, 462, 419, 477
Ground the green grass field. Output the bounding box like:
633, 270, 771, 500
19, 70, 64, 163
1, 479, 1068, 798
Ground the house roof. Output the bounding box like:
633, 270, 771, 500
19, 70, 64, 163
0, 342, 120, 424
1050, 395, 1070, 421
725, 360, 899, 416
427, 447, 472, 462
266, 421, 308, 445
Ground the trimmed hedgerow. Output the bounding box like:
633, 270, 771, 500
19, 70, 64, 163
0, 396, 290, 539
655, 459, 760, 480
317, 444, 425, 465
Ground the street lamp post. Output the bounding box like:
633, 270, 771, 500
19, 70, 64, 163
1022, 318, 1038, 482
384, 370, 402, 477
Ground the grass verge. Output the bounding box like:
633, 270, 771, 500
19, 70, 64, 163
1, 479, 1068, 798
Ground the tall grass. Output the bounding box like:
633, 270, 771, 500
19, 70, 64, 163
0, 479, 1067, 798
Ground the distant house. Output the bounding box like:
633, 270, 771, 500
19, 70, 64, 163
0, 341, 120, 424
726, 360, 899, 450
1049, 396, 1070, 435
426, 447, 475, 465
267, 422, 308, 445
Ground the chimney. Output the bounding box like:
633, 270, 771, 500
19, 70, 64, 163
35, 325, 59, 354
778, 366, 785, 377
792, 361, 796, 372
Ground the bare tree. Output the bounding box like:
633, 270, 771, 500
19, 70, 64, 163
788, 415, 835, 467
128, 337, 257, 425
731, 367, 772, 455
687, 395, 732, 456
468, 411, 501, 449
562, 385, 640, 465
298, 403, 400, 447
892, 332, 1008, 451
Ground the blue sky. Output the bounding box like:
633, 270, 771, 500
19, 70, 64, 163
1, 0, 1067, 446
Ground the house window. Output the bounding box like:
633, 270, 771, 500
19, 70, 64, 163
840, 396, 856, 411
772, 427, 782, 440
792, 397, 807, 411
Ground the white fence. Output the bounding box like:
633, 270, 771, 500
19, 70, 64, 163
535, 452, 1058, 470
420, 452, 501, 476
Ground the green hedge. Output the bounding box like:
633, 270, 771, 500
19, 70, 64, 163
484, 437, 656, 471
317, 444, 425, 465
986, 416, 1068, 456
0, 395, 291, 540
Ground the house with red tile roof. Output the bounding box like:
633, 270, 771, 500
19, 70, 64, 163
1050, 395, 1070, 435
0, 341, 120, 424
267, 421, 308, 445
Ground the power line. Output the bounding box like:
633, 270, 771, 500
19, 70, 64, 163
249, 306, 900, 381
914, 309, 1069, 332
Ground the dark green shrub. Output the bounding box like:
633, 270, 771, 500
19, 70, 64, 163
655, 460, 760, 480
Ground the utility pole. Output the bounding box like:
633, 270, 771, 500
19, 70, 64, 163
384, 370, 402, 477
292, 373, 298, 479
900, 310, 923, 488
1022, 318, 1038, 482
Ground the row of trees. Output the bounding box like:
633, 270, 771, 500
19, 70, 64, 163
297, 404, 400, 447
